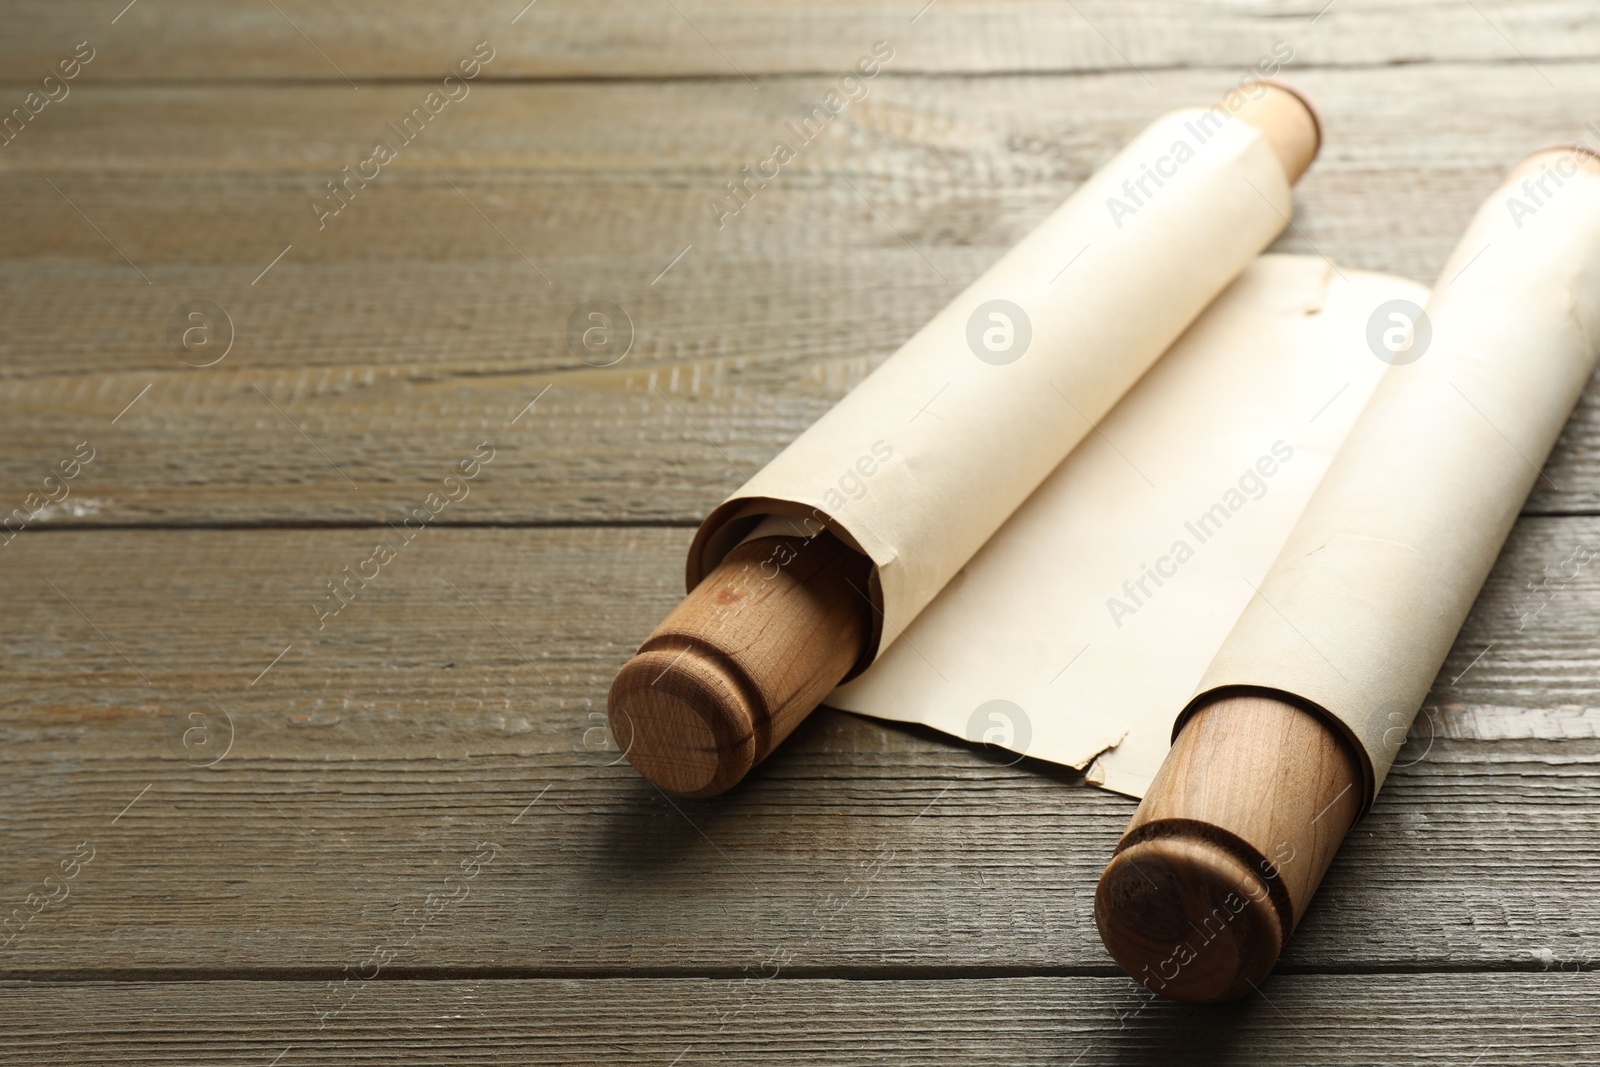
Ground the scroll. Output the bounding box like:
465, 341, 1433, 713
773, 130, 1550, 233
607, 84, 1600, 1004
609, 86, 1322, 796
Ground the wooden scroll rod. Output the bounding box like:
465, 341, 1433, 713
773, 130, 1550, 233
607, 84, 1322, 798
1094, 693, 1363, 1002
608, 528, 871, 797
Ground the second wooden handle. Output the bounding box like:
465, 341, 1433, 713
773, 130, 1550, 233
1094, 693, 1364, 1002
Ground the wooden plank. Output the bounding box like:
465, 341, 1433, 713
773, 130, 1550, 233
3, 66, 1600, 523
0, 517, 1597, 976
3, 1, 1600, 81
4, 974, 1599, 1064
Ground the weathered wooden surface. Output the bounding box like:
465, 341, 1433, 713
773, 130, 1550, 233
4, 0, 1600, 79
5, 66, 1600, 523
4, 974, 1599, 1065
1, 519, 1597, 980
5, 0, 1600, 1055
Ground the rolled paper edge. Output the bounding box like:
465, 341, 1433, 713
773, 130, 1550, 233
1508, 143, 1600, 182
1227, 79, 1322, 183
1257, 79, 1323, 168
1172, 683, 1377, 817
687, 495, 885, 681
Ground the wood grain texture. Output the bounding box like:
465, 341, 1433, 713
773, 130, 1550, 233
1098, 696, 1364, 1002
3, 1, 1599, 80
611, 531, 872, 797
3, 973, 1599, 1065
2, 0, 1598, 1054
4, 66, 1600, 523
0, 518, 1597, 978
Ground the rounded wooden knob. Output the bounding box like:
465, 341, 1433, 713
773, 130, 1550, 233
609, 529, 872, 797
1096, 836, 1284, 1002
1095, 694, 1363, 1002
1229, 81, 1320, 184
610, 646, 760, 797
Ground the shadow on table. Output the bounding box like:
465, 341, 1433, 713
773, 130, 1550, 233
1063, 979, 1283, 1065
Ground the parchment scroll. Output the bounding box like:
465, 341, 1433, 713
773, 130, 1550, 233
689, 107, 1293, 669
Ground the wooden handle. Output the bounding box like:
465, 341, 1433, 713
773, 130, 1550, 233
608, 530, 872, 797
1232, 82, 1320, 184
1094, 694, 1363, 1002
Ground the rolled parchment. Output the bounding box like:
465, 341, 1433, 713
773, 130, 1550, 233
688, 99, 1299, 667
1182, 147, 1600, 807
611, 88, 1320, 796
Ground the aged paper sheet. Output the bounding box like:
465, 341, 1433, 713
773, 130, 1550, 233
830, 255, 1426, 797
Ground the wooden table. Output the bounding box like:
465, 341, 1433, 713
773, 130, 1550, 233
4, 2, 1600, 1061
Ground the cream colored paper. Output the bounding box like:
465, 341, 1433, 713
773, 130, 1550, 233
1187, 159, 1600, 807
830, 255, 1428, 797
689, 107, 1293, 666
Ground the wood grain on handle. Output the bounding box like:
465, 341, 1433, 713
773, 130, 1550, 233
608, 530, 872, 797
1095, 694, 1364, 1002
